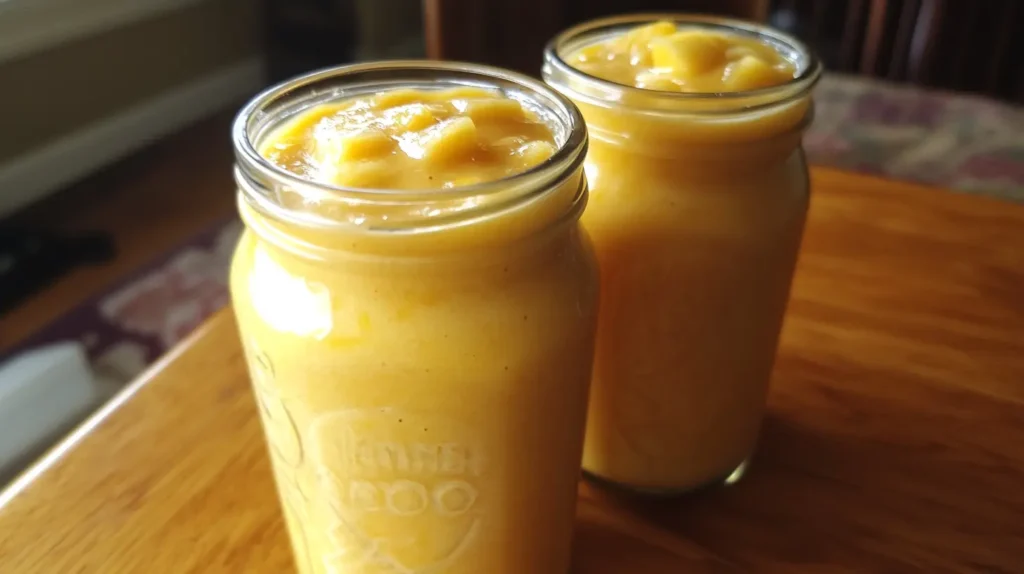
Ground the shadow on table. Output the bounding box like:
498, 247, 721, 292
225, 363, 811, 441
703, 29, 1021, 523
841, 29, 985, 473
576, 395, 1024, 571
571, 492, 741, 573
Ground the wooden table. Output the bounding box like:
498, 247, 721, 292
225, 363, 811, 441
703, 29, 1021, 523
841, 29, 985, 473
2, 167, 1024, 572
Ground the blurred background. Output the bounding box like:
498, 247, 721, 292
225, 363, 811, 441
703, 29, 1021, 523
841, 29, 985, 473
0, 0, 1021, 483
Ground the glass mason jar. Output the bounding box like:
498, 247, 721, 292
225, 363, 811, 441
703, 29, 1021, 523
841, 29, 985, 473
543, 15, 822, 494
230, 62, 598, 574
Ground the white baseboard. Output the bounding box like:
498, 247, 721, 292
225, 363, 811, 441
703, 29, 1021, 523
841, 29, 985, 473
0, 342, 101, 484
0, 0, 207, 64
0, 57, 265, 218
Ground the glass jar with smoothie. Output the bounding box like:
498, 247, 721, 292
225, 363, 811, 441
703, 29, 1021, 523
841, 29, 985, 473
230, 62, 598, 573
543, 15, 822, 493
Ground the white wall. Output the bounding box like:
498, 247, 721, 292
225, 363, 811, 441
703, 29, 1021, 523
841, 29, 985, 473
0, 0, 266, 217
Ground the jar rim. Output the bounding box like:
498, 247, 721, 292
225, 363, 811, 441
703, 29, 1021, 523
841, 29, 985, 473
232, 60, 588, 232
542, 13, 823, 113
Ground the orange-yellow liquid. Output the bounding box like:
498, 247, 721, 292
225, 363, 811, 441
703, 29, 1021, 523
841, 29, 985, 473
232, 87, 598, 572
557, 20, 809, 491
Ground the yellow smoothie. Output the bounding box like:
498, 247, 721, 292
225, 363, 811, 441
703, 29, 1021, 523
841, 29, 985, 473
544, 17, 820, 492
231, 65, 597, 573
568, 20, 795, 92
260, 86, 558, 189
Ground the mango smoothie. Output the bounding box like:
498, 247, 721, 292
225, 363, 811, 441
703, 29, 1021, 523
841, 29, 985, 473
230, 63, 597, 573
544, 17, 822, 492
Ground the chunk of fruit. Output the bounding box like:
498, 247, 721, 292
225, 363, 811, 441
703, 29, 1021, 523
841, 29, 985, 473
517, 140, 557, 169
462, 98, 525, 122
421, 117, 479, 163
329, 159, 392, 188
650, 31, 728, 77
635, 71, 680, 91
622, 20, 676, 48
314, 128, 394, 164
616, 20, 676, 67
723, 55, 792, 91
372, 89, 424, 110
725, 45, 758, 61
392, 103, 437, 131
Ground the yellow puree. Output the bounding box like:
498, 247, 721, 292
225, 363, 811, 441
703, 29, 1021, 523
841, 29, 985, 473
231, 87, 597, 574
559, 21, 809, 491
260, 87, 556, 189
570, 20, 795, 92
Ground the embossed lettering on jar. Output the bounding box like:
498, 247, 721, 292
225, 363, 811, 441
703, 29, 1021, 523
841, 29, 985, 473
231, 62, 598, 574
544, 16, 822, 493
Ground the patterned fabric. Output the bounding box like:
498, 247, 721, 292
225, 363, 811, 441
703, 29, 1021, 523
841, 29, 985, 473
4, 221, 242, 384
4, 72, 1022, 385
808, 74, 1024, 200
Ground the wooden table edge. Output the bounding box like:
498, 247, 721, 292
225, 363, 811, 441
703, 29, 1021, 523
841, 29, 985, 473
0, 311, 231, 509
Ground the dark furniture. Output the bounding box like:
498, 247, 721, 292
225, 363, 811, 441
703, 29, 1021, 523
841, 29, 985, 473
423, 0, 1024, 101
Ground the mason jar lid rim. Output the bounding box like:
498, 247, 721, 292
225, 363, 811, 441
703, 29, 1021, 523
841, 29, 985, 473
232, 60, 588, 205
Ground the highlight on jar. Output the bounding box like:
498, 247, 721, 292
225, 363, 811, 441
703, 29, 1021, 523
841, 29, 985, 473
231, 62, 597, 574
544, 15, 822, 495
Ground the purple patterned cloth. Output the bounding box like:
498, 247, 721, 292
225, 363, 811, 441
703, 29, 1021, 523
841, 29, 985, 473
2, 220, 242, 383
808, 74, 1024, 199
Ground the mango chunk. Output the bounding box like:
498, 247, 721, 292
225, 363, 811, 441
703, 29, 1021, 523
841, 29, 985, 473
461, 98, 525, 122
621, 20, 676, 50
392, 103, 437, 131
650, 32, 728, 77
373, 89, 424, 110
724, 56, 793, 91
635, 71, 680, 91
260, 87, 558, 190
314, 128, 394, 164
516, 140, 557, 169
422, 117, 479, 164
563, 20, 797, 92
329, 159, 392, 188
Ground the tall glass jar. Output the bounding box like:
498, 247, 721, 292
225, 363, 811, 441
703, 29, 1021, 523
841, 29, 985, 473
543, 15, 822, 493
231, 62, 597, 573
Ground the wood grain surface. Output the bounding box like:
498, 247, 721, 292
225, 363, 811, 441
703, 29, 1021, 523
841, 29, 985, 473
2, 167, 1024, 573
